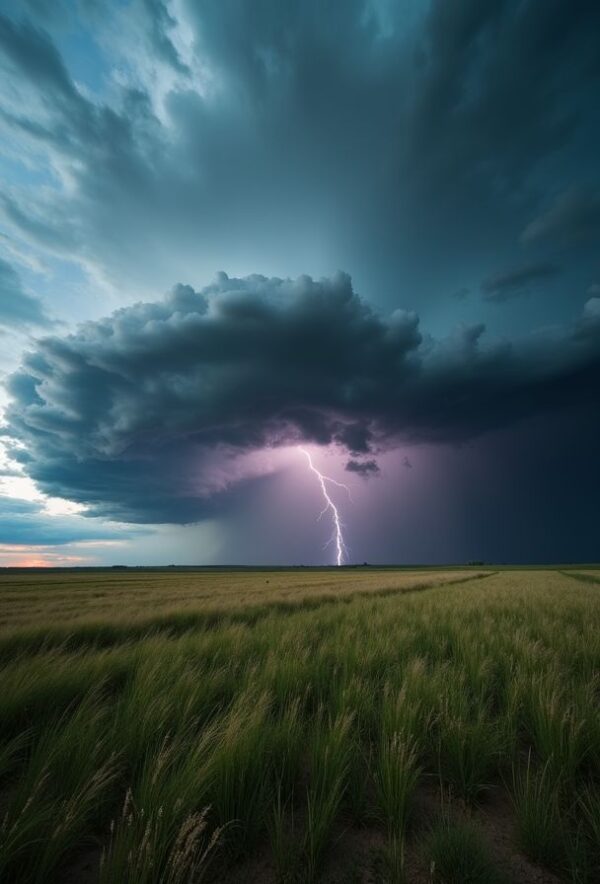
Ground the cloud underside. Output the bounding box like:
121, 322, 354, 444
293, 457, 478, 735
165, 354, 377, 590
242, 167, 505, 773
6, 273, 600, 523
345, 459, 380, 478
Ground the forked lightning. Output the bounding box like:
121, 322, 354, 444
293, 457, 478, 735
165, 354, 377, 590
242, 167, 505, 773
298, 447, 350, 566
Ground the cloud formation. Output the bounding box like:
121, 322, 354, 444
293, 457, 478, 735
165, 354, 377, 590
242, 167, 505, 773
5, 272, 600, 523
0, 2, 599, 320
0, 496, 127, 545
0, 257, 52, 330
481, 262, 560, 303
345, 459, 380, 479
521, 188, 600, 245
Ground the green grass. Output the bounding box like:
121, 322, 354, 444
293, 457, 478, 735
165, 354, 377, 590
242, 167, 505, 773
0, 567, 598, 882
304, 711, 353, 880
373, 734, 420, 839
510, 753, 566, 870
423, 816, 508, 884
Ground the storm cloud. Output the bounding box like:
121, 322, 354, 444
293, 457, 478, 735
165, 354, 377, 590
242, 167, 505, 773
1, 2, 600, 562
481, 262, 561, 303
521, 188, 600, 246
5, 272, 600, 523
345, 459, 380, 479
0, 1, 599, 321
0, 257, 52, 330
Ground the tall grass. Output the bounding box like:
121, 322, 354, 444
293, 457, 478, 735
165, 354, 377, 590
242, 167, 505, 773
98, 721, 222, 882
0, 567, 598, 881
436, 704, 502, 803
99, 795, 222, 884
423, 815, 508, 884
205, 689, 274, 852
304, 711, 354, 881
372, 733, 420, 884
373, 734, 420, 839
510, 753, 565, 870
518, 674, 588, 779
268, 780, 299, 884
0, 691, 118, 882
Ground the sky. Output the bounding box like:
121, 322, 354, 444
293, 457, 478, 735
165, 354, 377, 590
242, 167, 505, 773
0, 0, 598, 566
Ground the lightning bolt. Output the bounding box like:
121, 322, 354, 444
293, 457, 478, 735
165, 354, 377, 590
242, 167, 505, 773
298, 447, 350, 566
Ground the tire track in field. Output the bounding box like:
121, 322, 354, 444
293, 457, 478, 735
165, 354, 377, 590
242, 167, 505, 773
559, 570, 600, 586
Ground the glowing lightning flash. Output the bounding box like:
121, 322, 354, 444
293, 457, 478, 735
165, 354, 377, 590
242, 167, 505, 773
298, 447, 350, 566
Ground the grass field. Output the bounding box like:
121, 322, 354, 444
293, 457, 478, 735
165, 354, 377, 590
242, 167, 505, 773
0, 567, 599, 883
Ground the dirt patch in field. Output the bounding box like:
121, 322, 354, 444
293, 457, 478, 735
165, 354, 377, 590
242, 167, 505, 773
202, 781, 563, 884
58, 789, 563, 883
59, 847, 100, 884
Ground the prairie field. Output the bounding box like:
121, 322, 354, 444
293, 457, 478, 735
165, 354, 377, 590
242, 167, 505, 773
0, 567, 599, 884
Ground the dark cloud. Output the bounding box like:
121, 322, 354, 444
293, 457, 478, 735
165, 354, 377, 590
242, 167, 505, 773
345, 459, 380, 479
0, 2, 599, 318
0, 257, 52, 330
5, 272, 600, 524
578, 297, 600, 336
521, 188, 600, 246
0, 1, 598, 564
402, 456, 413, 470
481, 262, 560, 303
